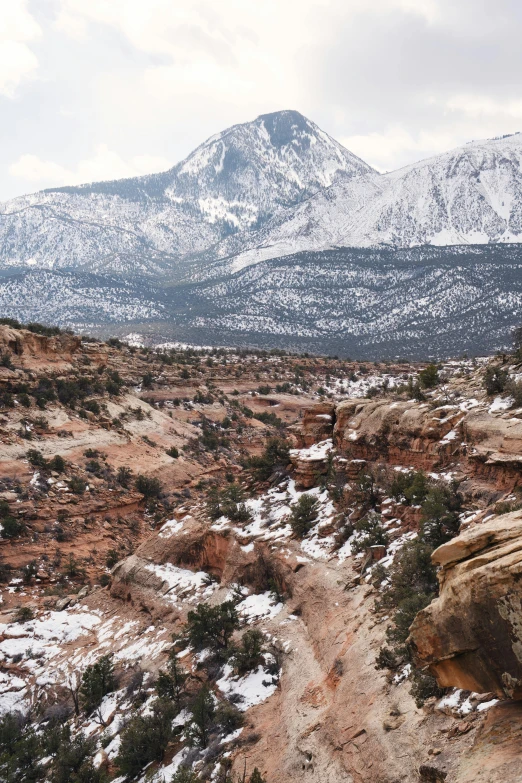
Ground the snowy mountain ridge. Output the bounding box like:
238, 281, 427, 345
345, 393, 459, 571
2, 116, 522, 280
215, 131, 522, 273
2, 112, 522, 358
0, 110, 372, 277
3, 113, 522, 280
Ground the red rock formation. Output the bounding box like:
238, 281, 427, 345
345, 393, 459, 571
0, 325, 83, 367
298, 403, 335, 447
409, 511, 522, 699
334, 398, 464, 469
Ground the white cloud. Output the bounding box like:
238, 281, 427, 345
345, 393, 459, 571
9, 145, 171, 189
341, 127, 461, 171
0, 1, 41, 97
445, 94, 522, 120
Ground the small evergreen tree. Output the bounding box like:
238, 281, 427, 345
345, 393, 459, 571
418, 364, 440, 389
135, 474, 162, 499
231, 629, 265, 675
484, 365, 508, 395
185, 601, 240, 653
247, 438, 290, 481
79, 656, 115, 714
171, 768, 202, 782
51, 732, 104, 783
350, 512, 389, 555
186, 686, 215, 748
420, 484, 462, 548
115, 700, 177, 778
116, 466, 132, 488
155, 651, 187, 708
289, 494, 319, 538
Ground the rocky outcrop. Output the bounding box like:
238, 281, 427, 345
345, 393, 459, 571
297, 397, 522, 491
464, 411, 522, 489
289, 440, 332, 488
298, 403, 335, 447
111, 517, 294, 616
334, 398, 464, 469
409, 510, 522, 699
0, 325, 83, 366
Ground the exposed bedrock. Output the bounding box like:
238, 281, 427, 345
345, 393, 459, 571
110, 519, 294, 617
409, 511, 522, 699
299, 398, 522, 489
297, 402, 336, 447
334, 399, 464, 469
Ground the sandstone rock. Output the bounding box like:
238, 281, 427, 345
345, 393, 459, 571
0, 491, 18, 502
409, 510, 522, 698
464, 411, 522, 488
334, 398, 464, 469
299, 403, 335, 447
289, 439, 332, 488
0, 325, 81, 368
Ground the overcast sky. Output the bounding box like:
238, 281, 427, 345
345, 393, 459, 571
2, 0, 522, 200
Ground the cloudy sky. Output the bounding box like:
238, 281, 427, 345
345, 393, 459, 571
1, 0, 522, 200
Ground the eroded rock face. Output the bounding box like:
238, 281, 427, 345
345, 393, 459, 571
334, 398, 464, 469
464, 411, 522, 489
299, 403, 335, 447
111, 517, 294, 618
289, 440, 332, 488
0, 325, 82, 367
299, 396, 522, 491
409, 511, 522, 699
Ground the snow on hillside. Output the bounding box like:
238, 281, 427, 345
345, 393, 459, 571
222, 132, 522, 272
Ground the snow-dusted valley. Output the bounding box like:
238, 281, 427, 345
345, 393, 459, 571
1, 110, 522, 357
2, 244, 521, 359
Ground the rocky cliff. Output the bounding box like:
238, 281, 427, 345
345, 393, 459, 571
409, 511, 522, 699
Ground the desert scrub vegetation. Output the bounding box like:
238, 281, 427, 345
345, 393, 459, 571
350, 511, 389, 555
483, 364, 508, 395
0, 500, 25, 539
134, 474, 162, 499
79, 655, 116, 715
246, 437, 290, 482
183, 601, 240, 656
374, 479, 462, 705
206, 483, 252, 524
0, 712, 108, 783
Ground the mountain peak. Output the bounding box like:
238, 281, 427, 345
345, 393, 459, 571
255, 110, 317, 149
0, 110, 374, 272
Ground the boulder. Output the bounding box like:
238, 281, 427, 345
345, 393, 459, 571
409, 510, 522, 699
55, 596, 73, 611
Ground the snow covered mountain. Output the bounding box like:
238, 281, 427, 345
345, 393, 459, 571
3, 113, 522, 357
3, 113, 522, 279
0, 110, 371, 277
212, 132, 522, 272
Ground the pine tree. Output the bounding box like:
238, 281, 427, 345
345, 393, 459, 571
155, 650, 187, 708
79, 655, 115, 714
187, 686, 215, 748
